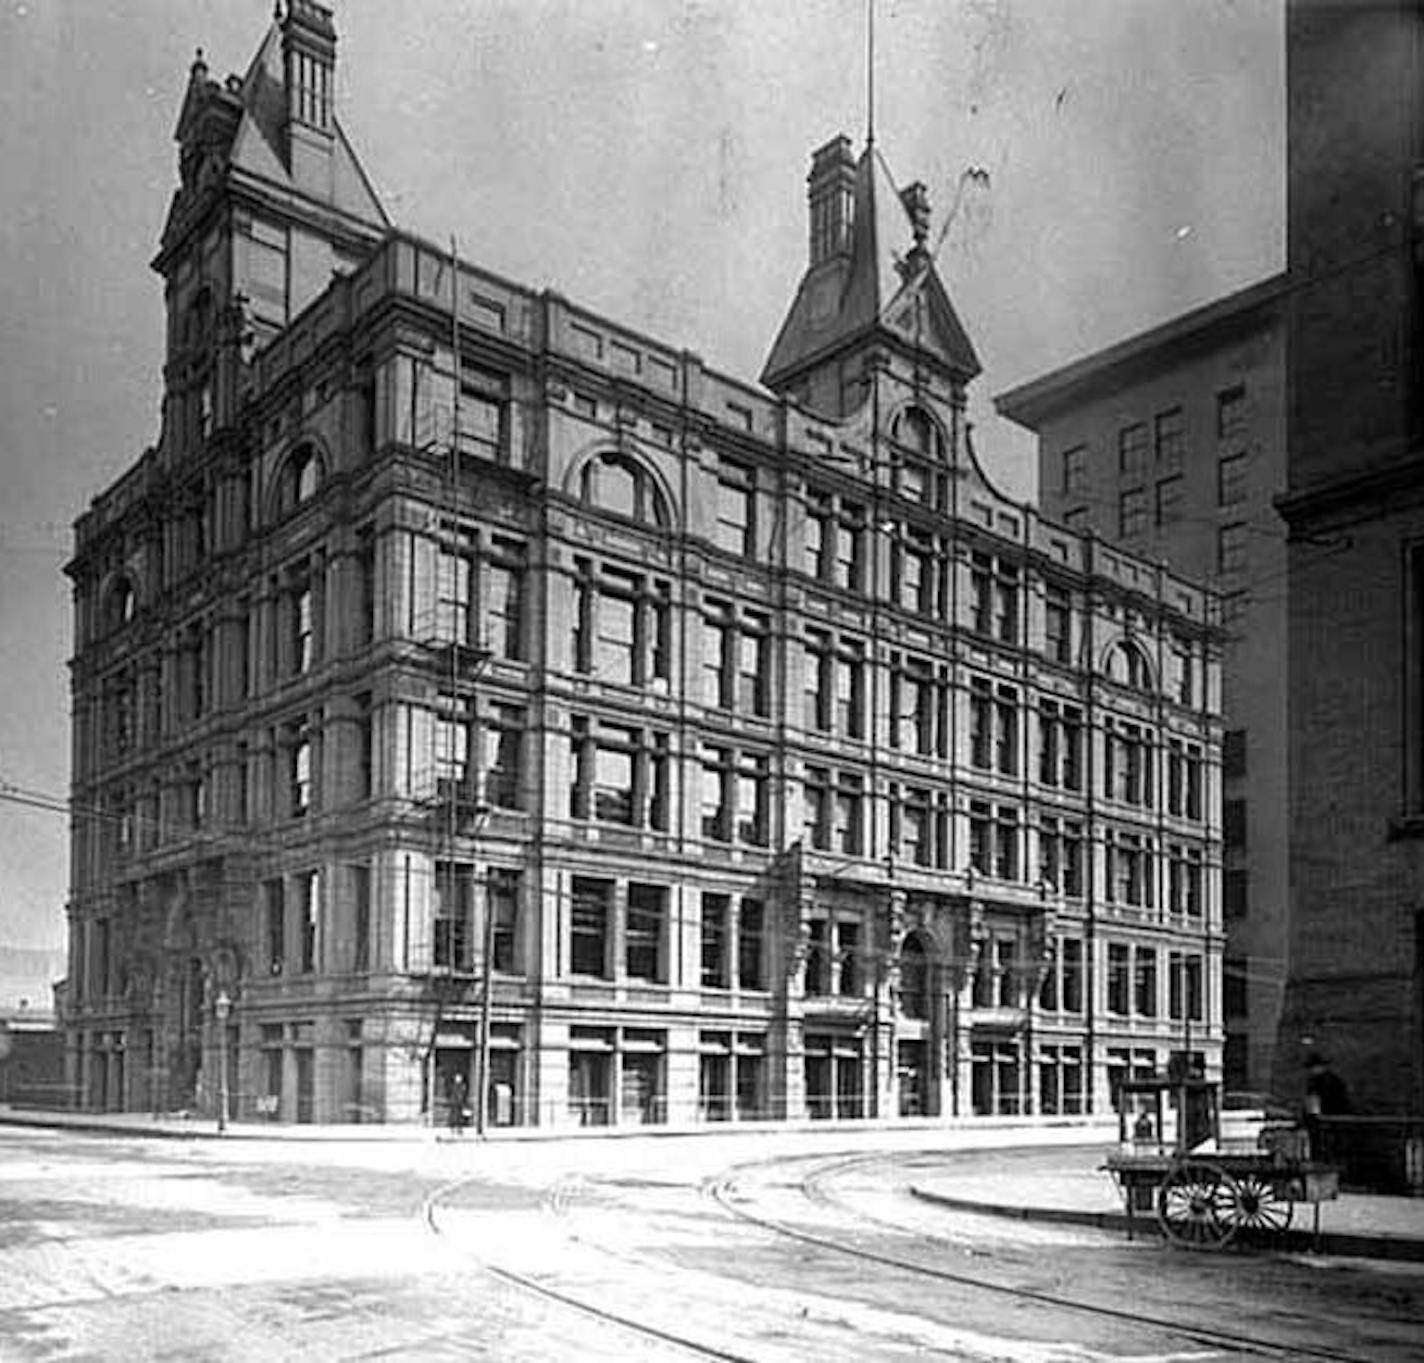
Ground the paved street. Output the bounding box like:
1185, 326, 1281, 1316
1, 1124, 1422, 1360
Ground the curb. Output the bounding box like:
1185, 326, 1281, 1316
908, 1185, 1424, 1263
0, 1107, 1116, 1147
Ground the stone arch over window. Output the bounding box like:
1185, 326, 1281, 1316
576, 450, 671, 529
273, 441, 325, 519
101, 575, 137, 634
1104, 638, 1155, 691
891, 404, 946, 461
898, 929, 934, 1020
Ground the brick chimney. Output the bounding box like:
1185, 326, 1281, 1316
807, 135, 857, 267
281, 0, 337, 195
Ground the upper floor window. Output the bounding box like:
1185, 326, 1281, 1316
103, 577, 137, 634
970, 552, 1020, 643
1044, 584, 1072, 664
581, 452, 669, 529
1061, 445, 1088, 498
1119, 487, 1148, 538
278, 444, 322, 516
573, 558, 671, 688
891, 406, 944, 507
456, 363, 508, 465
1154, 407, 1185, 474
891, 523, 946, 616
1218, 452, 1248, 507
1106, 640, 1153, 691
570, 716, 670, 830
703, 744, 770, 846
804, 487, 866, 592
1118, 423, 1148, 483
702, 599, 771, 717
1217, 385, 1248, 444
713, 458, 755, 556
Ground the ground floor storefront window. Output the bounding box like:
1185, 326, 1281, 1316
805, 1033, 864, 1119
971, 1034, 1023, 1115
698, 1031, 767, 1121
569, 1026, 666, 1127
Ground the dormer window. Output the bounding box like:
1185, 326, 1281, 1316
579, 452, 669, 529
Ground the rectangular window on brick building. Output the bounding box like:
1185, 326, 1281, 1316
1222, 728, 1247, 779
1119, 423, 1147, 482
1223, 798, 1248, 849
1218, 522, 1248, 577
1224, 957, 1249, 1019
1061, 445, 1087, 497
1218, 452, 1248, 506
1154, 406, 1185, 474
1118, 487, 1147, 538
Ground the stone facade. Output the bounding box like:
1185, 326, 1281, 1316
63, 5, 1224, 1126
995, 277, 1287, 1095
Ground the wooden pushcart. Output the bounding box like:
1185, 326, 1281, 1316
1103, 1076, 1340, 1249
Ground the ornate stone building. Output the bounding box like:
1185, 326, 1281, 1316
64, 4, 1222, 1125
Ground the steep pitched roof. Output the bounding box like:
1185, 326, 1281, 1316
762, 141, 979, 392
158, 17, 387, 258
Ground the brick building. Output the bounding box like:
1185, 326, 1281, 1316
64, 4, 1223, 1126
995, 277, 1287, 1094
1274, 0, 1424, 1113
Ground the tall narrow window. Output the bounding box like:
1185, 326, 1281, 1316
626, 884, 667, 983
570, 877, 612, 978
265, 879, 285, 975
714, 458, 755, 557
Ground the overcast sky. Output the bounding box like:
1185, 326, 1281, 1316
0, 0, 1283, 952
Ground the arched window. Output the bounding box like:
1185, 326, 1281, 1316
279, 444, 322, 514
1107, 640, 1153, 691
103, 577, 136, 633
579, 452, 668, 528
899, 932, 931, 1021
893, 405, 943, 460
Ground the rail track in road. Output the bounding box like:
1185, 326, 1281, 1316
422, 1145, 1416, 1362
419, 1175, 756, 1362
704, 1150, 1378, 1363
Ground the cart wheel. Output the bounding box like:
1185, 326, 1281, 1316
1156, 1160, 1236, 1249
1222, 1172, 1294, 1237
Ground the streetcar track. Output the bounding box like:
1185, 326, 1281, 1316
704, 1150, 1370, 1363
419, 1174, 755, 1362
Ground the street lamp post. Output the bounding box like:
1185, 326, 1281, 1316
214, 990, 231, 1134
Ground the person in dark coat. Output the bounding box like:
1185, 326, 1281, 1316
447, 1071, 470, 1135
1303, 1053, 1349, 1163
1304, 1053, 1350, 1116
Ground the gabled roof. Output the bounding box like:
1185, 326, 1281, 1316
158, 17, 387, 262
762, 141, 980, 392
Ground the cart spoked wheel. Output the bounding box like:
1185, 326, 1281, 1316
1222, 1172, 1294, 1237
1156, 1160, 1236, 1249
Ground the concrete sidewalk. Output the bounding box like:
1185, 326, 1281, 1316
0, 1102, 1118, 1146
911, 1147, 1424, 1263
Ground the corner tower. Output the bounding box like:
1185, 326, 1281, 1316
151, 2, 388, 468
762, 135, 980, 421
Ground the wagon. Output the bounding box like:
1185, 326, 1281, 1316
1102, 1075, 1340, 1249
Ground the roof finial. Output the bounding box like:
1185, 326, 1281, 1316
866, 0, 876, 148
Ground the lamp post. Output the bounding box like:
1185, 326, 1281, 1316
214, 990, 231, 1134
